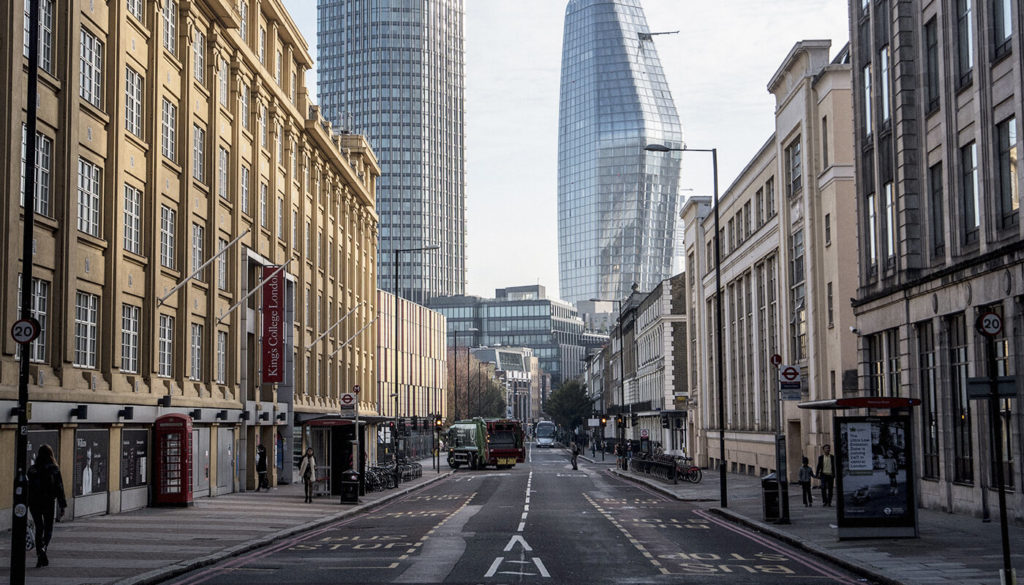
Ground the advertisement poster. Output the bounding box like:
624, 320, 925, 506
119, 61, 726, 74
261, 265, 285, 383
835, 415, 917, 538
27, 430, 59, 465
74, 429, 109, 496
121, 429, 149, 489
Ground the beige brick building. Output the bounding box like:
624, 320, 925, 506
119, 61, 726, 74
681, 41, 858, 480
1, 0, 382, 523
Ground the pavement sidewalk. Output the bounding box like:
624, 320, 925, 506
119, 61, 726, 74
580, 451, 1022, 585
0, 458, 451, 585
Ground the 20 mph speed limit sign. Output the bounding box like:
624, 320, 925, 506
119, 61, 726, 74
977, 312, 1003, 337
11, 317, 40, 344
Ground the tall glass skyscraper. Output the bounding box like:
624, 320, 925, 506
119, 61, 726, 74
557, 0, 682, 305
318, 0, 466, 302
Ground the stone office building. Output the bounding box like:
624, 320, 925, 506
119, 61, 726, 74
679, 41, 858, 477
849, 0, 1022, 517
1, 0, 379, 524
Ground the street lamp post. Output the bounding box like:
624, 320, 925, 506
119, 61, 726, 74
645, 143, 727, 507
591, 297, 627, 470
393, 245, 438, 483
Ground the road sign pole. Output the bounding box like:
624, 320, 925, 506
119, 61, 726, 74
976, 312, 1013, 584
775, 364, 790, 524
986, 332, 1013, 584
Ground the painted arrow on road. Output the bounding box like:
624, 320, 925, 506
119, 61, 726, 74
504, 534, 532, 552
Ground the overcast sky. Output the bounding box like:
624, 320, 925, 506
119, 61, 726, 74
288, 0, 851, 301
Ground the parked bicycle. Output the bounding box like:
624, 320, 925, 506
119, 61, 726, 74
675, 458, 702, 484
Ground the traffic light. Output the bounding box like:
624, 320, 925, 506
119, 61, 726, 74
661, 414, 670, 429
615, 415, 624, 428
412, 415, 419, 430
435, 415, 443, 429
599, 415, 608, 427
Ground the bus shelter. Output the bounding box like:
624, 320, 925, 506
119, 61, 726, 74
303, 416, 369, 497
799, 397, 920, 539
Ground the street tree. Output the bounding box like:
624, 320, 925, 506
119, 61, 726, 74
543, 379, 593, 433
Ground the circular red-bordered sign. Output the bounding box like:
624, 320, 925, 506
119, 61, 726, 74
781, 366, 800, 382
770, 353, 783, 367
340, 393, 356, 406
977, 312, 1003, 337
11, 317, 40, 344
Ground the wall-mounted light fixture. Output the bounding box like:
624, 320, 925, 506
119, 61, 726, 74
70, 404, 88, 420
259, 412, 270, 422
117, 406, 135, 420
158, 395, 172, 407
189, 409, 202, 420
276, 411, 287, 422
239, 411, 251, 421
215, 410, 228, 421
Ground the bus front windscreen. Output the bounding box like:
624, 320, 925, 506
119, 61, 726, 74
535, 422, 555, 439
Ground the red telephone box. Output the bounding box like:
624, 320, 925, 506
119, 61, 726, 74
154, 414, 194, 506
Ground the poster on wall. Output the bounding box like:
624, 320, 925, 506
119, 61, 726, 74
27, 430, 59, 465
835, 415, 917, 538
74, 429, 109, 496
121, 429, 149, 489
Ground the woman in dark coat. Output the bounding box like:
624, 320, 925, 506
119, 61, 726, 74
256, 444, 269, 491
28, 444, 67, 568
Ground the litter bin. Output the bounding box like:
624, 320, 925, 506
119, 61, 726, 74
340, 469, 359, 504
762, 472, 780, 522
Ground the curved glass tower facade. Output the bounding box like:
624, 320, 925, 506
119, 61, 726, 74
318, 0, 466, 303
557, 0, 682, 305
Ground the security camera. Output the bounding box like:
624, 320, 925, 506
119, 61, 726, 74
849, 326, 861, 335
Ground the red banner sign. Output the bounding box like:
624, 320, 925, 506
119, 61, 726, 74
261, 266, 285, 383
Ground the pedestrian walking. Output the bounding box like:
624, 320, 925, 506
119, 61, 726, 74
798, 456, 815, 507
27, 444, 67, 568
815, 444, 836, 506
256, 444, 269, 491
570, 440, 580, 470
299, 447, 317, 503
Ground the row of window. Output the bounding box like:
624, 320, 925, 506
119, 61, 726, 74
708, 177, 779, 270
17, 275, 228, 383
867, 115, 1018, 272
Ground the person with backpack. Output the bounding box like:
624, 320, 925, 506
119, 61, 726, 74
255, 444, 269, 491
298, 447, 317, 503
28, 444, 67, 568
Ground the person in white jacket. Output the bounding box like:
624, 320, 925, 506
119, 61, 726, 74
298, 448, 317, 503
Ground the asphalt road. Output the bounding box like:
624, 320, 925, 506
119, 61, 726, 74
164, 446, 873, 585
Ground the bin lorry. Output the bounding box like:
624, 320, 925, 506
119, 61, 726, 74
447, 418, 526, 469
